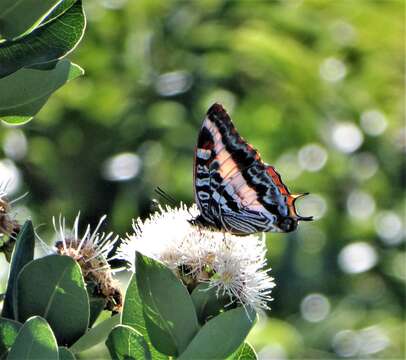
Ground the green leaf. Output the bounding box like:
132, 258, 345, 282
40, 0, 76, 25
122, 273, 168, 360
0, 60, 84, 125
87, 297, 106, 328
0, 116, 32, 125
69, 314, 120, 354
15, 255, 90, 346
191, 282, 228, 324
122, 273, 146, 334
7, 316, 58, 360
179, 307, 257, 360
0, 317, 21, 357
143, 313, 176, 356
0, 0, 85, 78
58, 347, 76, 360
228, 342, 257, 360
135, 253, 199, 356
1, 221, 34, 320
0, 0, 61, 39
106, 325, 151, 360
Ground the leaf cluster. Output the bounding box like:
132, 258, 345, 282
106, 252, 257, 360
0, 221, 257, 359
0, 0, 85, 125
1, 221, 94, 359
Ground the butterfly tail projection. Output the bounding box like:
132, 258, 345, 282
287, 193, 313, 221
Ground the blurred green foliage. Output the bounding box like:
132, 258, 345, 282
0, 0, 404, 358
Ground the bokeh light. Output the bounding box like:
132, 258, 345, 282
295, 193, 327, 220
346, 190, 376, 220
258, 344, 287, 360
319, 57, 347, 82
275, 152, 302, 181
155, 71, 193, 97
360, 110, 387, 136
332, 326, 390, 358
0, 159, 21, 195
338, 242, 378, 274
102, 153, 141, 182
332, 330, 361, 357
332, 122, 364, 153
358, 326, 390, 355
100, 0, 128, 10
298, 143, 328, 172
300, 293, 331, 322
349, 152, 378, 181
330, 20, 357, 46
3, 130, 27, 160
374, 211, 404, 245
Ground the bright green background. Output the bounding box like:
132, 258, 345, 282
0, 0, 404, 358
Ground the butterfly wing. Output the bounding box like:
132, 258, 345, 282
194, 103, 311, 234
193, 115, 218, 228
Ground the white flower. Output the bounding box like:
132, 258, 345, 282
0, 181, 8, 199
49, 213, 123, 312
117, 204, 275, 312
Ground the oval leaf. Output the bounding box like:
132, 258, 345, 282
0, 0, 61, 39
7, 316, 58, 360
122, 273, 146, 335
0, 60, 83, 125
191, 282, 229, 324
69, 314, 120, 354
15, 255, 90, 346
106, 325, 151, 360
0, 0, 86, 78
179, 307, 257, 360
0, 317, 21, 357
122, 273, 168, 360
135, 253, 199, 356
1, 221, 35, 319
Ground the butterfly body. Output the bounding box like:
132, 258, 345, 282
193, 103, 312, 235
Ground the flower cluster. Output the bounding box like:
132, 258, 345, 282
51, 214, 123, 312
117, 204, 275, 312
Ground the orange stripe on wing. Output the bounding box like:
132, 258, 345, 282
266, 165, 311, 220
266, 166, 290, 196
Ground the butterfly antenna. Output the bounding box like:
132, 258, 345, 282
154, 187, 177, 207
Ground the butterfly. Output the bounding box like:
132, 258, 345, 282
192, 103, 313, 235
